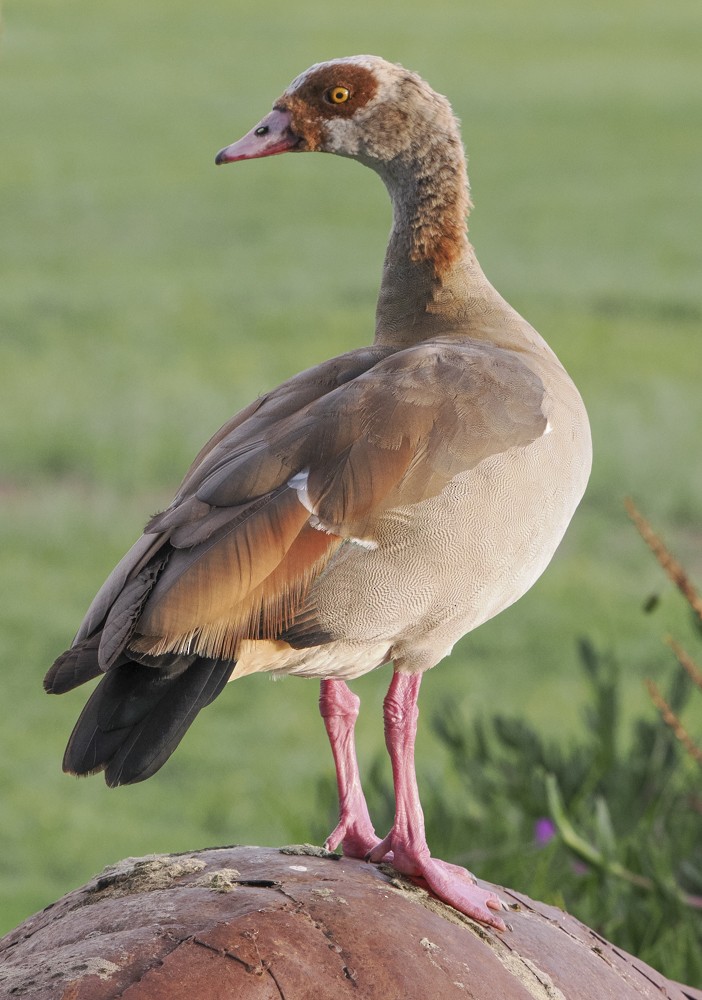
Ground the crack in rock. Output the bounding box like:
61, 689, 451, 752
272, 885, 358, 987
192, 933, 264, 976
192, 927, 288, 998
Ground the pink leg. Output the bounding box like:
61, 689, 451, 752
319, 678, 379, 858
367, 671, 506, 930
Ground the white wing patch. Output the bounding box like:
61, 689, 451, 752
288, 469, 315, 514
288, 469, 378, 549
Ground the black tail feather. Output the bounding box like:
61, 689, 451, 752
95, 658, 193, 732
63, 656, 233, 786
44, 636, 103, 694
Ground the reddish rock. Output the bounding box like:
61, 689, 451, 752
1, 846, 700, 999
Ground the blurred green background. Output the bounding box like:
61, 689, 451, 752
1, 0, 700, 939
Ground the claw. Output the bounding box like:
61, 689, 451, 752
324, 819, 379, 860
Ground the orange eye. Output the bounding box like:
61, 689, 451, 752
326, 86, 350, 105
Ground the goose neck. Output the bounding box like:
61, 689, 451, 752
371, 140, 480, 346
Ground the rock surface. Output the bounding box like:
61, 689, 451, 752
1, 845, 700, 999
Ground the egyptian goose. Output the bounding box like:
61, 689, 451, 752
45, 56, 591, 929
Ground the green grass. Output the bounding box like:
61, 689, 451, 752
1, 0, 701, 949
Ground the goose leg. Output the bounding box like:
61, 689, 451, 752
367, 670, 506, 930
320, 678, 379, 858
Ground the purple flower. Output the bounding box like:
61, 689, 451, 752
534, 817, 556, 846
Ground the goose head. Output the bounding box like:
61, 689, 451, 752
215, 55, 461, 173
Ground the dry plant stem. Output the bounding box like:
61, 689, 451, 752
666, 637, 702, 693
625, 498, 702, 621
625, 500, 702, 766
646, 679, 702, 767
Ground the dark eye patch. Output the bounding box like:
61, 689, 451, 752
292, 63, 378, 119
